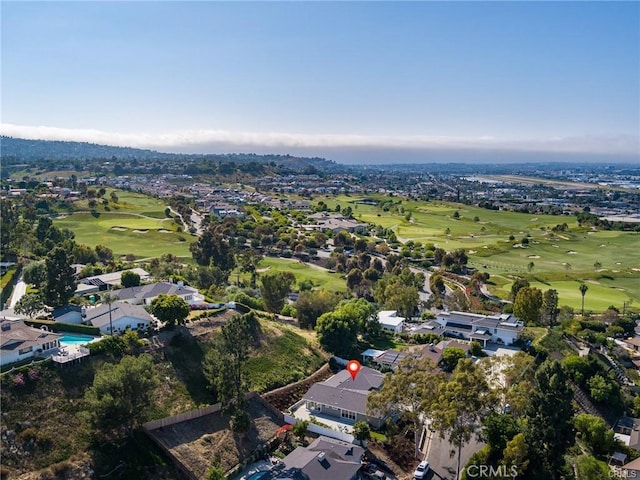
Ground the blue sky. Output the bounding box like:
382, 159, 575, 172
1, 1, 639, 163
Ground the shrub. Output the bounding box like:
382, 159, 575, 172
13, 372, 25, 387
24, 319, 100, 336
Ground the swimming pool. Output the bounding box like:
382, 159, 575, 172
59, 334, 100, 346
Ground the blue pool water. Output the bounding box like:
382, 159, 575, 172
59, 334, 99, 346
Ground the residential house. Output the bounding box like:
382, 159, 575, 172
85, 302, 154, 335
76, 268, 151, 295
614, 416, 640, 450
0, 319, 62, 367
378, 310, 405, 334
424, 311, 524, 346
364, 340, 466, 372
52, 305, 84, 324
619, 457, 640, 478
276, 436, 365, 480
623, 336, 640, 353
303, 213, 368, 234
109, 281, 204, 306
299, 366, 385, 428
371, 349, 409, 370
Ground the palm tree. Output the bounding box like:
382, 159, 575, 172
579, 284, 588, 317
101, 292, 119, 335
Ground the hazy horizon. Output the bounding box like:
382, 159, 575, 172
2, 2, 638, 164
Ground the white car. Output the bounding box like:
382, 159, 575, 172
413, 460, 430, 479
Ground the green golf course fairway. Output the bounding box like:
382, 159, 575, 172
54, 212, 195, 259
325, 195, 640, 311
255, 257, 346, 293
500, 278, 636, 312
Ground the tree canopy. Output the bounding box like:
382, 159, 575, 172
260, 271, 295, 313
149, 294, 190, 326
204, 312, 259, 424
43, 246, 77, 307
120, 270, 141, 288
84, 354, 159, 430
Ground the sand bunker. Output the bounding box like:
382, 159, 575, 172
468, 250, 476, 254
599, 244, 606, 247
111, 227, 127, 231
552, 245, 559, 248
567, 251, 577, 254
133, 229, 148, 233
158, 229, 172, 233
528, 255, 540, 259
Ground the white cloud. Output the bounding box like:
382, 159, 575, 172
0, 123, 638, 157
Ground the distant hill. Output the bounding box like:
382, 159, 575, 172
0, 136, 340, 172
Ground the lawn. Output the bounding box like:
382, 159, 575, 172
54, 212, 195, 259
255, 256, 347, 292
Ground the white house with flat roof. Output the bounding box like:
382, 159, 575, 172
378, 310, 405, 334
427, 311, 524, 346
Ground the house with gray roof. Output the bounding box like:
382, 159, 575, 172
109, 281, 204, 306
0, 319, 62, 367
276, 436, 364, 480
300, 366, 385, 429
302, 213, 368, 234
85, 302, 154, 335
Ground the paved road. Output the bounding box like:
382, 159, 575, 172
479, 282, 511, 304
409, 267, 433, 305
8, 275, 26, 309
190, 211, 204, 235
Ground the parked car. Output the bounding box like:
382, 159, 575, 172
413, 461, 430, 479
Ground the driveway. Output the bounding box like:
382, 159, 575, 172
423, 428, 485, 480
8, 275, 26, 309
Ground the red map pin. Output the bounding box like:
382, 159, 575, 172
347, 360, 361, 381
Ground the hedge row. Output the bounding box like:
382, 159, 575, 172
24, 319, 100, 336
0, 266, 21, 308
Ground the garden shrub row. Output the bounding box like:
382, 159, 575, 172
0, 266, 21, 307
24, 319, 100, 336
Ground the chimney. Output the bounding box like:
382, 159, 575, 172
177, 280, 184, 289
317, 452, 326, 463
429, 343, 435, 352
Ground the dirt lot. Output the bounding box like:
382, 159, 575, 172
262, 363, 333, 411
184, 309, 239, 340
148, 396, 283, 479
